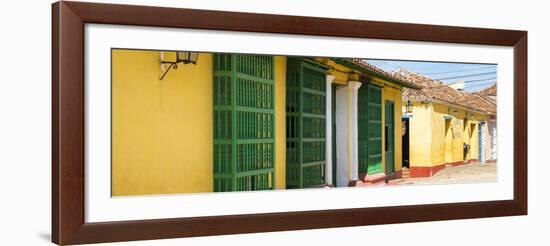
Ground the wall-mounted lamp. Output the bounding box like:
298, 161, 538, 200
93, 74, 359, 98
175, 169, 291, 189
405, 100, 413, 114
448, 107, 459, 117
160, 51, 199, 80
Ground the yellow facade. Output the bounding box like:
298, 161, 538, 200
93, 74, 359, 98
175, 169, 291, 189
318, 58, 359, 85
381, 85, 403, 173
112, 50, 286, 196
317, 59, 405, 175
112, 50, 408, 195
274, 56, 287, 189
407, 102, 433, 166
406, 101, 488, 169
112, 50, 213, 196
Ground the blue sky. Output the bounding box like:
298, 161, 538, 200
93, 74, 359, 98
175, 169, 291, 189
366, 59, 497, 92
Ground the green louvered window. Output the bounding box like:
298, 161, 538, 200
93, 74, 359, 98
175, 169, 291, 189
213, 54, 275, 192
385, 100, 395, 174
358, 83, 383, 174
286, 58, 327, 189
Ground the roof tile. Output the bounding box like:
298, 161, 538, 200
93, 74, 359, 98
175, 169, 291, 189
392, 68, 496, 114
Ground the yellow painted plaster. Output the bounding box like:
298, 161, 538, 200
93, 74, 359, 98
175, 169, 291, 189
381, 86, 403, 173
112, 50, 286, 195
406, 102, 488, 168
274, 56, 287, 189
112, 50, 214, 196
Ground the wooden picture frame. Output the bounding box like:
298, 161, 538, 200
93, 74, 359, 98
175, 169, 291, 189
52, 1, 527, 245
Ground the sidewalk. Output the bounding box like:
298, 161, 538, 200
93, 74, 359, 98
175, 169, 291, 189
391, 162, 497, 185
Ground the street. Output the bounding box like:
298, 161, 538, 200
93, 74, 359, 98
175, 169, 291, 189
393, 162, 497, 185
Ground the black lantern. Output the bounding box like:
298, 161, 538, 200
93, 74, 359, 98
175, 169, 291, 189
176, 51, 199, 65
406, 100, 413, 114
160, 51, 199, 80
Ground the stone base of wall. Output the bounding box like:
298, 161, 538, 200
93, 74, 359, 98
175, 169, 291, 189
410, 159, 478, 177
385, 170, 403, 182
349, 172, 387, 187
409, 165, 446, 177
348, 170, 404, 186
358, 172, 386, 183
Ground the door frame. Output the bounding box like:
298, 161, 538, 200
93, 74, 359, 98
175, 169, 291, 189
331, 84, 337, 185
401, 117, 410, 168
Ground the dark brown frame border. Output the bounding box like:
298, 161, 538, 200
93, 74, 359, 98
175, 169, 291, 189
52, 1, 527, 245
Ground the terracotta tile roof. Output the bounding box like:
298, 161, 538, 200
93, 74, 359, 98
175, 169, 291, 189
392, 68, 496, 115
470, 93, 496, 114
335, 59, 422, 89
475, 84, 497, 111
477, 83, 497, 97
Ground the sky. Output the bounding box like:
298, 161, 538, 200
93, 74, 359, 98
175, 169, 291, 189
366, 59, 497, 92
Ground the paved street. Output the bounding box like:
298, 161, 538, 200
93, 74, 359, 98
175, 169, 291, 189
393, 162, 497, 185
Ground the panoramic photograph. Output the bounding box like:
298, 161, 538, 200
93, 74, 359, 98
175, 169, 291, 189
110, 49, 497, 196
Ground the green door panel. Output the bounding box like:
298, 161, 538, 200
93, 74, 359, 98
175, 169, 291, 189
358, 83, 383, 175
286, 58, 327, 189
213, 54, 275, 192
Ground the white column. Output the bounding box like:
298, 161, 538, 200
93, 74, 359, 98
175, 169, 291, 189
347, 81, 362, 182
325, 75, 335, 185
335, 81, 362, 187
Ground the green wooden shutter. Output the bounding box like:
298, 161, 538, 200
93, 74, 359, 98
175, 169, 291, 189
286, 58, 327, 188
358, 84, 369, 173
213, 54, 275, 192
358, 83, 383, 175
385, 101, 395, 174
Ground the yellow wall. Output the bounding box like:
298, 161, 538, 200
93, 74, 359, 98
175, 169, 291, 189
463, 112, 488, 161
112, 50, 214, 196
431, 104, 465, 165
406, 102, 488, 168
112, 50, 286, 196
274, 56, 286, 189
381, 86, 403, 172
315, 58, 360, 85
406, 102, 433, 167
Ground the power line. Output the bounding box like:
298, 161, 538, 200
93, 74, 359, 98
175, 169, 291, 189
433, 71, 497, 81
423, 66, 495, 75
423, 78, 496, 89
462, 77, 497, 83
467, 83, 497, 90
446, 78, 497, 85
468, 82, 496, 88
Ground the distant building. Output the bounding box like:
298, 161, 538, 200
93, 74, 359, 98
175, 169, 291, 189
476, 84, 497, 162
393, 69, 496, 178
449, 80, 465, 91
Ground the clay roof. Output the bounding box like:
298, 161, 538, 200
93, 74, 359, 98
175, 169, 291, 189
477, 83, 497, 97
392, 68, 496, 115
475, 84, 497, 110
332, 59, 422, 89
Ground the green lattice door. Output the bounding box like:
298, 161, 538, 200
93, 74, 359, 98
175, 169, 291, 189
385, 101, 395, 174
358, 83, 383, 175
286, 58, 327, 189
213, 54, 275, 192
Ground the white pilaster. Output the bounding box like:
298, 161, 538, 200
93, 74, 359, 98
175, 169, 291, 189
325, 75, 335, 185
335, 81, 362, 187
347, 81, 362, 182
